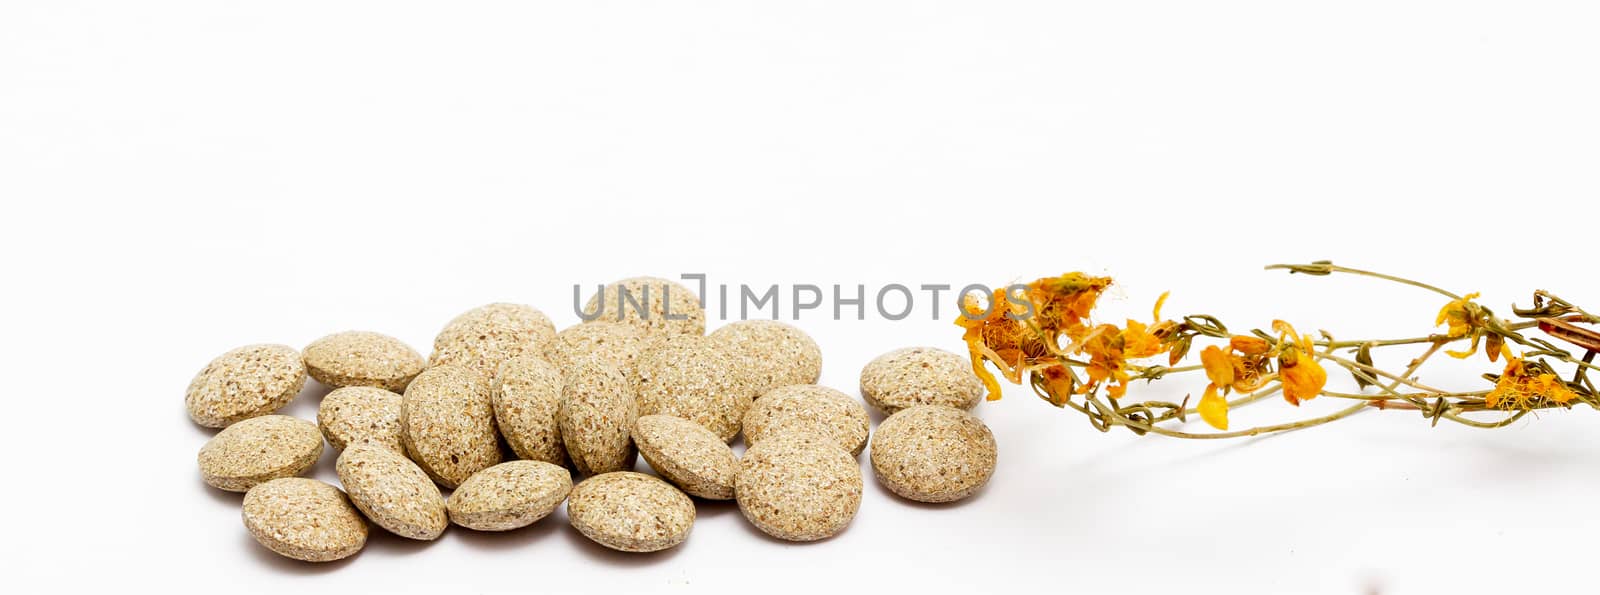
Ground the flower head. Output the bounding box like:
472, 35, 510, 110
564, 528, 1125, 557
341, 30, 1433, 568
1070, 294, 1177, 400
1194, 335, 1276, 430
956, 287, 1042, 400
1028, 273, 1113, 340
1485, 347, 1579, 410
1199, 336, 1274, 394
1273, 321, 1327, 406
1435, 292, 1498, 360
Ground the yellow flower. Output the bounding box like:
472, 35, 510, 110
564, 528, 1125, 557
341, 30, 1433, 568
1435, 292, 1493, 359
1121, 319, 1163, 359
1485, 347, 1580, 410
1274, 320, 1327, 406
1436, 292, 1481, 337
1028, 272, 1113, 340
1077, 323, 1130, 397
1200, 345, 1234, 388
1197, 384, 1229, 430
1195, 335, 1274, 430
1037, 364, 1075, 407
955, 273, 1176, 404
1532, 374, 1579, 405
1199, 336, 1274, 394
956, 287, 1036, 401
1073, 296, 1178, 400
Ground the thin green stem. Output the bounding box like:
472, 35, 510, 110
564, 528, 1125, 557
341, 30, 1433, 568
1092, 394, 1369, 440
1266, 263, 1462, 300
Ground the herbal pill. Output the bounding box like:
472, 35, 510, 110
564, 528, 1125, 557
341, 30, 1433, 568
558, 356, 638, 475
636, 336, 753, 442
492, 355, 566, 466
859, 346, 983, 415
185, 344, 307, 428
429, 303, 557, 380
869, 405, 996, 503
567, 472, 694, 552
710, 320, 822, 398
632, 414, 737, 500
317, 386, 404, 453
241, 478, 367, 562
198, 415, 324, 492
446, 460, 573, 531
336, 443, 449, 540
583, 277, 706, 337
742, 384, 870, 456
400, 365, 502, 488
735, 434, 862, 542
303, 331, 425, 392
550, 321, 655, 387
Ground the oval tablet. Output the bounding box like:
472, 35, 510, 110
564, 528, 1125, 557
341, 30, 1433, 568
492, 355, 566, 466
557, 357, 638, 476
550, 322, 656, 389
567, 472, 694, 552
710, 320, 822, 398
317, 386, 404, 453
635, 336, 752, 442
198, 415, 323, 492
400, 365, 502, 487
447, 461, 573, 531
185, 344, 307, 428
582, 277, 705, 337
242, 478, 367, 562
632, 415, 737, 500
430, 303, 557, 380
869, 405, 996, 503
336, 443, 448, 540
303, 331, 425, 391
735, 434, 862, 542
859, 347, 983, 415
742, 384, 870, 456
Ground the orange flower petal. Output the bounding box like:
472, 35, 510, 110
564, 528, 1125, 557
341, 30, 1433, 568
1200, 345, 1235, 388
1281, 357, 1327, 405
1198, 385, 1229, 430
1229, 335, 1270, 356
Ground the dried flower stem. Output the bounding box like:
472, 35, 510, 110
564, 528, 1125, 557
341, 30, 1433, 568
963, 261, 1599, 439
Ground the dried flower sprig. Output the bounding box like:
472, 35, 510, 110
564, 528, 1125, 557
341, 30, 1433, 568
956, 261, 1600, 439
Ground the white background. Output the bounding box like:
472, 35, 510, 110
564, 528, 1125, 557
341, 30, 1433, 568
3, 2, 1598, 594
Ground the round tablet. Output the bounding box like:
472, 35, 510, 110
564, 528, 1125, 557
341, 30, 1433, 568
582, 277, 705, 337
198, 415, 323, 492
567, 472, 695, 552
635, 336, 753, 442
710, 320, 822, 398
429, 303, 557, 380
303, 331, 425, 391
742, 385, 870, 456
735, 434, 862, 542
869, 405, 996, 503
492, 355, 567, 466
549, 322, 655, 388
317, 386, 404, 453
447, 460, 572, 531
242, 478, 367, 562
336, 443, 449, 540
185, 344, 307, 428
558, 357, 638, 476
632, 415, 737, 500
859, 347, 983, 415
400, 365, 502, 488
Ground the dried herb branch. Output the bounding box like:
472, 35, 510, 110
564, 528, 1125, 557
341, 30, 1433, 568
956, 261, 1599, 438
